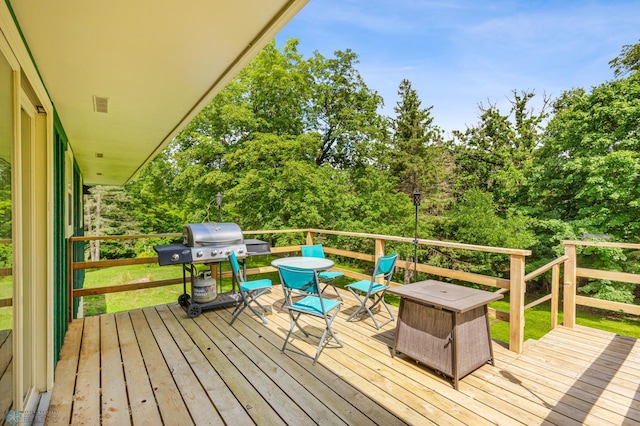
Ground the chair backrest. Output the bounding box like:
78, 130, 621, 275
278, 266, 320, 295
372, 253, 398, 286
301, 244, 325, 258
228, 251, 244, 284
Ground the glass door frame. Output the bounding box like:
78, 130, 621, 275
0, 22, 55, 418
18, 89, 37, 409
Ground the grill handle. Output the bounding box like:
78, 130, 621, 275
195, 239, 242, 245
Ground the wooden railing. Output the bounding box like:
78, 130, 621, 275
522, 255, 568, 330
0, 239, 11, 308
563, 240, 640, 328
69, 229, 534, 352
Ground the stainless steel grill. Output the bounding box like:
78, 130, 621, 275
182, 222, 246, 263
153, 222, 271, 318
154, 222, 246, 265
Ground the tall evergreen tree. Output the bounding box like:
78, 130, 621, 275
390, 79, 452, 213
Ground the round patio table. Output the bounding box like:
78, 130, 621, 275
271, 256, 334, 271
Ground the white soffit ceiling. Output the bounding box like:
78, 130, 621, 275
11, 0, 308, 185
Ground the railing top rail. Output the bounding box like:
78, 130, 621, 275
70, 233, 181, 242
242, 229, 308, 235
562, 240, 640, 250
69, 228, 531, 256
307, 229, 532, 256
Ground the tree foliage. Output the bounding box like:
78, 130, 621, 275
531, 72, 640, 239
450, 90, 550, 212
80, 38, 640, 303
306, 49, 386, 168
388, 79, 453, 214
609, 39, 640, 78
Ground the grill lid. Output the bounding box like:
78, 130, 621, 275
182, 222, 243, 247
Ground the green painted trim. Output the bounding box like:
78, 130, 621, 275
52, 131, 67, 364
72, 158, 84, 319
53, 110, 68, 150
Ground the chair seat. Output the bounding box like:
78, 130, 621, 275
239, 278, 272, 292
290, 296, 341, 316
346, 279, 387, 294
319, 271, 343, 280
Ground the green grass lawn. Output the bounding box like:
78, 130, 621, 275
81, 255, 283, 316
83, 263, 192, 316
15, 255, 636, 346
0, 276, 12, 330
487, 298, 640, 344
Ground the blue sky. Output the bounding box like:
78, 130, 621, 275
276, 0, 640, 135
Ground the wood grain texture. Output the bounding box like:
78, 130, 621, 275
45, 288, 640, 426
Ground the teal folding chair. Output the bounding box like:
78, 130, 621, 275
228, 252, 272, 325
345, 253, 398, 330
301, 244, 343, 300
278, 265, 343, 364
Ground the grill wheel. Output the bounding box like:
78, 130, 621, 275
187, 304, 202, 318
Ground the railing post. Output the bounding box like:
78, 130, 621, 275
374, 238, 385, 283
509, 254, 526, 353
563, 243, 577, 328
374, 238, 385, 259
305, 230, 313, 246
68, 237, 74, 322
551, 264, 560, 329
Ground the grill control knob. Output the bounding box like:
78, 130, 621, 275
211, 250, 218, 256
238, 248, 244, 254
224, 249, 231, 255
171, 254, 180, 262
196, 250, 204, 258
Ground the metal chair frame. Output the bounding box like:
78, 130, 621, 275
228, 252, 272, 325
345, 253, 398, 330
278, 265, 343, 364
300, 244, 343, 300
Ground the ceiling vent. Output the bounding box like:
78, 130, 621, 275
93, 96, 109, 113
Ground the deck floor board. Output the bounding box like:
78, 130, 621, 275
45, 286, 640, 425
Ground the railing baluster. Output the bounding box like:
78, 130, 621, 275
551, 264, 560, 329
509, 254, 526, 354
563, 243, 577, 329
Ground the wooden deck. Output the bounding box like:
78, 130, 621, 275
45, 287, 640, 425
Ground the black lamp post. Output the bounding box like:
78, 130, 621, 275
412, 189, 421, 283
216, 192, 222, 223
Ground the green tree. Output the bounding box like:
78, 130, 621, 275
442, 189, 537, 278
306, 49, 385, 168
223, 132, 348, 232
85, 186, 142, 260
243, 39, 309, 136
531, 72, 640, 240
163, 38, 388, 219
451, 90, 549, 212
529, 71, 640, 302
609, 39, 640, 78
389, 79, 452, 213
